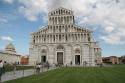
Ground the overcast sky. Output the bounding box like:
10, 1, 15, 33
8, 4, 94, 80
0, 0, 125, 56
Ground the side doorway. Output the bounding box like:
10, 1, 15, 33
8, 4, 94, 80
41, 56, 46, 63
75, 55, 80, 65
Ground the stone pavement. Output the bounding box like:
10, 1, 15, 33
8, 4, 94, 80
1, 67, 57, 82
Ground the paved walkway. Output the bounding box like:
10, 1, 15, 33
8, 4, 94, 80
1, 67, 57, 82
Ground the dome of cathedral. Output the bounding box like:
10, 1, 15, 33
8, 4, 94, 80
5, 43, 16, 54
6, 43, 15, 49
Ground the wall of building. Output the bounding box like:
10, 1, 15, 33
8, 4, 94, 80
21, 56, 29, 65
102, 56, 119, 64
29, 43, 96, 66
0, 52, 21, 64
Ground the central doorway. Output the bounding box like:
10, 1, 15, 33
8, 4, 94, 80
57, 52, 63, 65
75, 55, 80, 65
41, 56, 46, 63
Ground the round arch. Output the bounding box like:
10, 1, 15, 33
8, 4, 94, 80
73, 44, 82, 65
56, 45, 65, 65
40, 45, 49, 63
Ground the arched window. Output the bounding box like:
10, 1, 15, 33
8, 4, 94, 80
59, 34, 61, 41
59, 10, 61, 14
57, 45, 64, 49
42, 49, 46, 53
87, 34, 91, 42
61, 9, 63, 14
75, 48, 80, 53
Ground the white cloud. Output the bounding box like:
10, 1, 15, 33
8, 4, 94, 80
0, 14, 8, 24
3, 0, 14, 4
0, 36, 14, 41
101, 36, 119, 45
18, 0, 47, 21
104, 26, 114, 33
0, 18, 7, 24
101, 34, 124, 45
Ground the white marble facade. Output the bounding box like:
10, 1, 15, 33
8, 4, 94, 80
29, 7, 101, 66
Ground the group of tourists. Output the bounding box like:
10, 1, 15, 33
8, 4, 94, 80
36, 63, 41, 74
0, 60, 19, 82
35, 61, 50, 74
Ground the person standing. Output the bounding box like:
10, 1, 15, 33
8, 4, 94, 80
2, 61, 6, 74
46, 61, 50, 69
36, 63, 41, 74
0, 60, 3, 82
70, 61, 72, 66
13, 62, 17, 75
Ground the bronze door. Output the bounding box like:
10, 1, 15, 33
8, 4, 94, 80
57, 52, 63, 65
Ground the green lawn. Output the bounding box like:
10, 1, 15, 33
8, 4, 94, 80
5, 65, 125, 83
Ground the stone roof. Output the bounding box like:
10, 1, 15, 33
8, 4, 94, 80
5, 43, 16, 54
5, 43, 15, 49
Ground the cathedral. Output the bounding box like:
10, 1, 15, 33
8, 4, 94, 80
29, 7, 101, 66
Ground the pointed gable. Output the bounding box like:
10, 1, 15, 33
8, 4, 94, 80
49, 7, 73, 15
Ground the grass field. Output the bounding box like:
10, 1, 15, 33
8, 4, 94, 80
5, 65, 125, 83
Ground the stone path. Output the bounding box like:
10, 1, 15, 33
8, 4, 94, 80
1, 67, 57, 82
